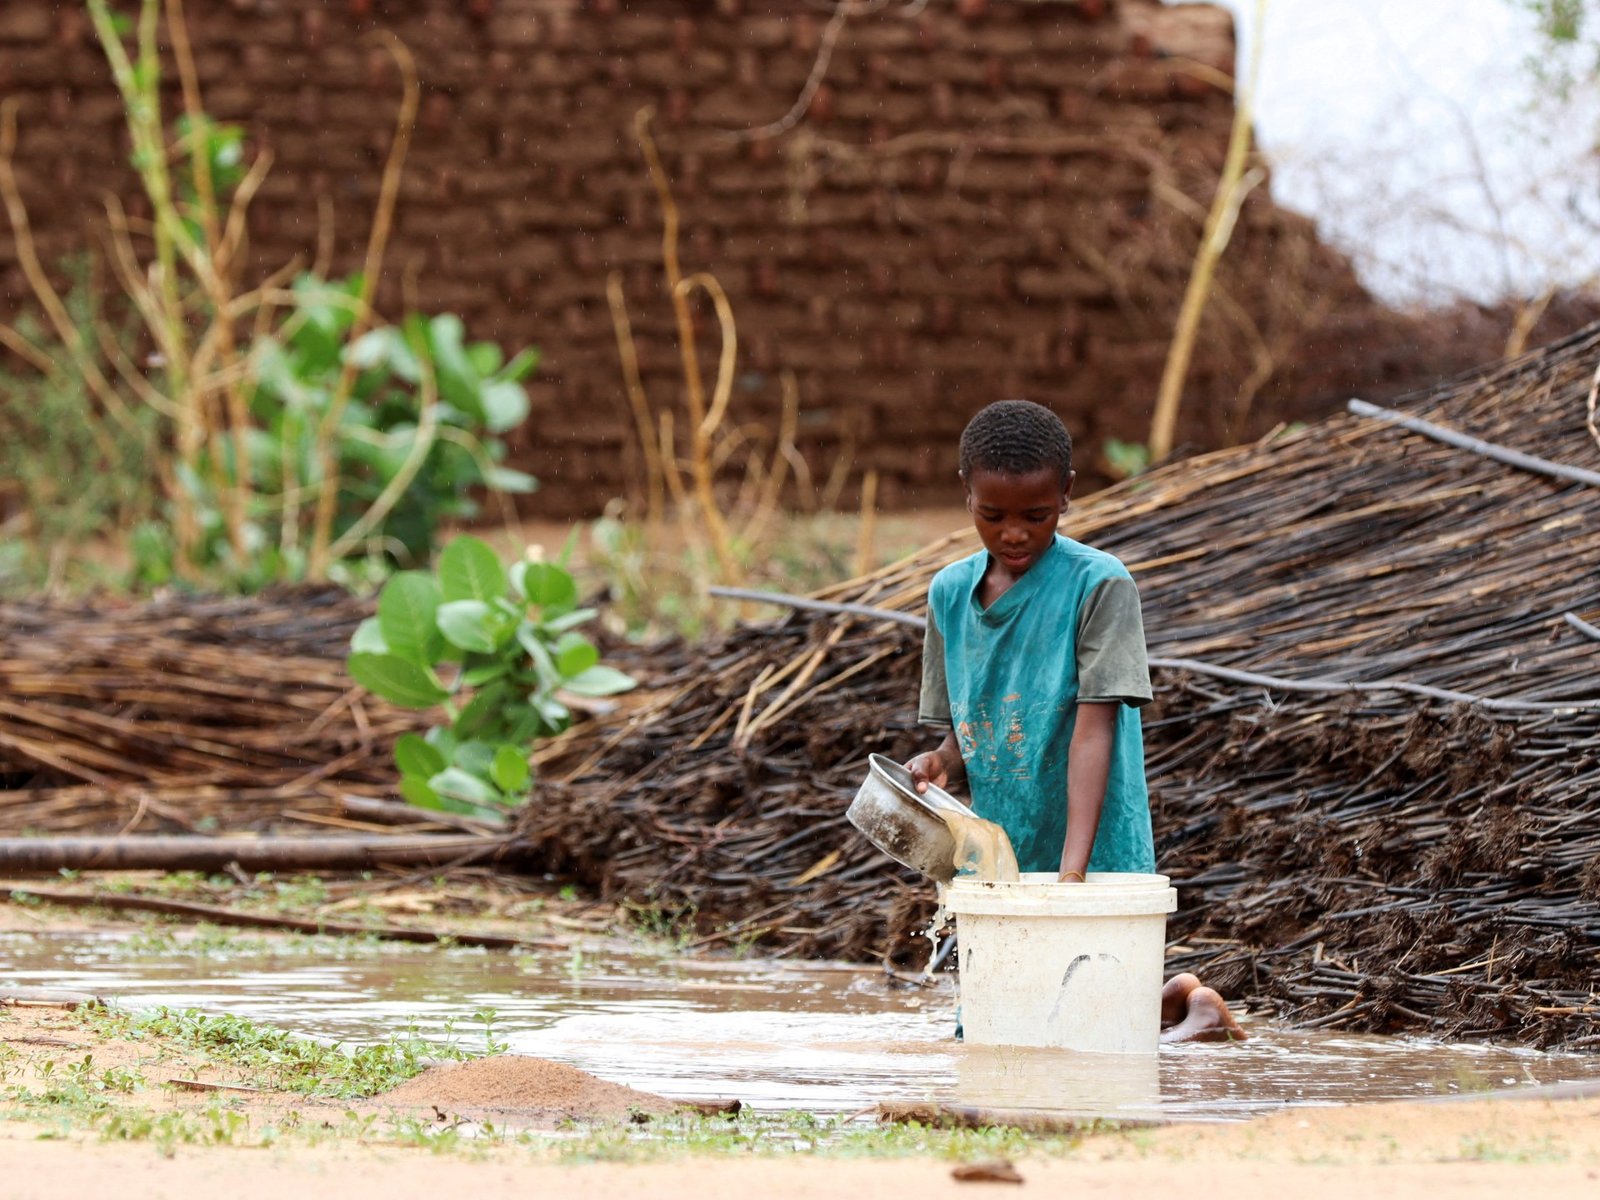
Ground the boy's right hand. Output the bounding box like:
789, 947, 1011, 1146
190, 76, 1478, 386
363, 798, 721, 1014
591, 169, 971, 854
905, 751, 951, 794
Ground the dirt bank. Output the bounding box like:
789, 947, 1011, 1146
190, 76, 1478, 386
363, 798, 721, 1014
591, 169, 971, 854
378, 1055, 677, 1122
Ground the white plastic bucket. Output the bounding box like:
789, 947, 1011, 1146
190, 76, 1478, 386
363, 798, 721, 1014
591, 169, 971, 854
944, 871, 1177, 1053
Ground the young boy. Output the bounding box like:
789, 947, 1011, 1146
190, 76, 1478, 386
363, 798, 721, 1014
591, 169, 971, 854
907, 399, 1243, 1042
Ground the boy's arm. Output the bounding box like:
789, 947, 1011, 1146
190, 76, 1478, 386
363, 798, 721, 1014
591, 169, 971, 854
1060, 574, 1152, 882
908, 608, 966, 793
1059, 702, 1117, 881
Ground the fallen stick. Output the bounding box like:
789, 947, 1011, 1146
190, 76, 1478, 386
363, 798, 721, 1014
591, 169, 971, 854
1565, 611, 1600, 643
336, 794, 506, 834
875, 1100, 1158, 1134
0, 834, 525, 873
0, 885, 564, 951
1347, 397, 1600, 488
1, 986, 101, 1010
709, 587, 1600, 712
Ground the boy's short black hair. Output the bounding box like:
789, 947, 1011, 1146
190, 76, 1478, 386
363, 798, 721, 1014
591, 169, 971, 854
958, 399, 1073, 485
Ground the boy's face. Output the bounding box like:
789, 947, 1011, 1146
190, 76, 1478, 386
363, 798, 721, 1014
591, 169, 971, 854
964, 465, 1074, 578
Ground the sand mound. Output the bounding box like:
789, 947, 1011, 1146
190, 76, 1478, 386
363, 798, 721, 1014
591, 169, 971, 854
378, 1055, 676, 1120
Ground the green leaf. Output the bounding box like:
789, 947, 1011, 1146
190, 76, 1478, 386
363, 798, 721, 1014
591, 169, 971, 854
562, 664, 637, 698
517, 625, 562, 688
491, 744, 530, 794
466, 341, 503, 377
554, 526, 579, 569
438, 536, 507, 603
290, 275, 358, 371
348, 654, 450, 708
436, 599, 499, 654
541, 607, 598, 633
429, 766, 500, 807
394, 732, 447, 779
505, 704, 547, 744
350, 617, 389, 655
424, 314, 484, 421
554, 632, 599, 677
377, 571, 443, 663
349, 326, 422, 383
498, 347, 542, 382
451, 738, 499, 776
455, 686, 510, 742
1103, 438, 1151, 480
483, 466, 538, 493
399, 775, 444, 811
461, 662, 510, 687
479, 381, 530, 433
513, 561, 578, 611
534, 695, 571, 730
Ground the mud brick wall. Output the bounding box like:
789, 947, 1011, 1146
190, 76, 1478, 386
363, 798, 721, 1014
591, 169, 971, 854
0, 0, 1385, 516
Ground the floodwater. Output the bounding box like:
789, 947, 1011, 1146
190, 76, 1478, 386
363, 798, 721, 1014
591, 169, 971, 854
5, 929, 1599, 1121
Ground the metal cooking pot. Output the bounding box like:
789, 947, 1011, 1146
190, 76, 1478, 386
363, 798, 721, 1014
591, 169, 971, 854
846, 753, 977, 883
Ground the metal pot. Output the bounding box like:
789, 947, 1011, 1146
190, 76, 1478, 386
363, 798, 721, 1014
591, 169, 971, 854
846, 753, 976, 883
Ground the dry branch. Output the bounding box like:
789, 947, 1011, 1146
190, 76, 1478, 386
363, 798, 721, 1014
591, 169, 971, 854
0, 885, 556, 950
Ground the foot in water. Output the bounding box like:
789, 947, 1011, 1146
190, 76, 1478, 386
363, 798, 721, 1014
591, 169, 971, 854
1160, 976, 1248, 1044
1160, 973, 1203, 1027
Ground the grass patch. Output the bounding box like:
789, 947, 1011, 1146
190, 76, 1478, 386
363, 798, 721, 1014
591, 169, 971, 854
79, 1006, 473, 1099
538, 1109, 1086, 1164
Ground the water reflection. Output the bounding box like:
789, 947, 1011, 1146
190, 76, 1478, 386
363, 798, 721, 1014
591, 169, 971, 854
0, 930, 1586, 1120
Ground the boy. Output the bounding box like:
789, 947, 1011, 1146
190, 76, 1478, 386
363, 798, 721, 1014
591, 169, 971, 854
907, 399, 1243, 1042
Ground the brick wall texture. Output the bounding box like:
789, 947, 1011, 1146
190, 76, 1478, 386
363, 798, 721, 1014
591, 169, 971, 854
2, 0, 1403, 515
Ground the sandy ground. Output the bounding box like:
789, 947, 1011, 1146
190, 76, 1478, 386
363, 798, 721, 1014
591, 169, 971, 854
1, 1103, 1597, 1200
5, 995, 1600, 1198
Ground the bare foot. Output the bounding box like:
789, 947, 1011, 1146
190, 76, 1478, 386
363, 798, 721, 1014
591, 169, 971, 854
1160, 985, 1248, 1044
1161, 973, 1203, 1027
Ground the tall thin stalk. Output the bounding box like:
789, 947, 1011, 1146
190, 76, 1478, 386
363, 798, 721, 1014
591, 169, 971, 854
308, 34, 419, 579
1149, 0, 1270, 464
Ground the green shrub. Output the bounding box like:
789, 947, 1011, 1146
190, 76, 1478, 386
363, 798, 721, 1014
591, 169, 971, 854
347, 534, 634, 814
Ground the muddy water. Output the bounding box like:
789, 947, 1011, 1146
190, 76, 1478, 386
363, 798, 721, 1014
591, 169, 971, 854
5, 929, 1599, 1120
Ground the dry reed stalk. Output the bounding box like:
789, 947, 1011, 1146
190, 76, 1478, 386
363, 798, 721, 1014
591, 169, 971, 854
853, 469, 880, 578
308, 32, 418, 577
605, 271, 666, 528
1149, 0, 1270, 462
634, 108, 739, 581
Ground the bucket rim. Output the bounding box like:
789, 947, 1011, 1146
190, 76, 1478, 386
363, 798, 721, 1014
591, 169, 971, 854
945, 871, 1177, 917
947, 870, 1171, 891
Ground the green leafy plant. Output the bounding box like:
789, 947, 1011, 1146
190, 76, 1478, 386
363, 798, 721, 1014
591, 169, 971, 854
1102, 438, 1153, 481
135, 273, 541, 590
3, 2, 540, 597
347, 534, 634, 814
129, 274, 541, 590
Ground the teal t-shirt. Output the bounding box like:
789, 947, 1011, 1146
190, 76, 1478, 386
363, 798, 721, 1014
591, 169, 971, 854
920, 535, 1155, 874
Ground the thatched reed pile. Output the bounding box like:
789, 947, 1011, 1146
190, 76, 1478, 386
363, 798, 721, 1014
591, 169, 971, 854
0, 589, 428, 834
526, 323, 1600, 1047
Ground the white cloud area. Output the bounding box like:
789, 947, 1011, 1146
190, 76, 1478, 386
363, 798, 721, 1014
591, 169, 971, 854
1186, 0, 1600, 306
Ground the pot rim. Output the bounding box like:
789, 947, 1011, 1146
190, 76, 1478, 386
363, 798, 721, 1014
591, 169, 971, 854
866, 752, 975, 820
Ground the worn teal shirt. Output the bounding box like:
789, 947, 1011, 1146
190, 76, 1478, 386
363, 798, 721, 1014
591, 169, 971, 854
920, 535, 1155, 874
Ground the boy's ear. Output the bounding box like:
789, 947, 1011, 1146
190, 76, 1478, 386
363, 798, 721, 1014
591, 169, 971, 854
1062, 469, 1077, 504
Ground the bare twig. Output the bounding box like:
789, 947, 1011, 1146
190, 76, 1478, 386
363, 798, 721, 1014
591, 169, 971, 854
309, 32, 418, 578
1348, 398, 1600, 488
